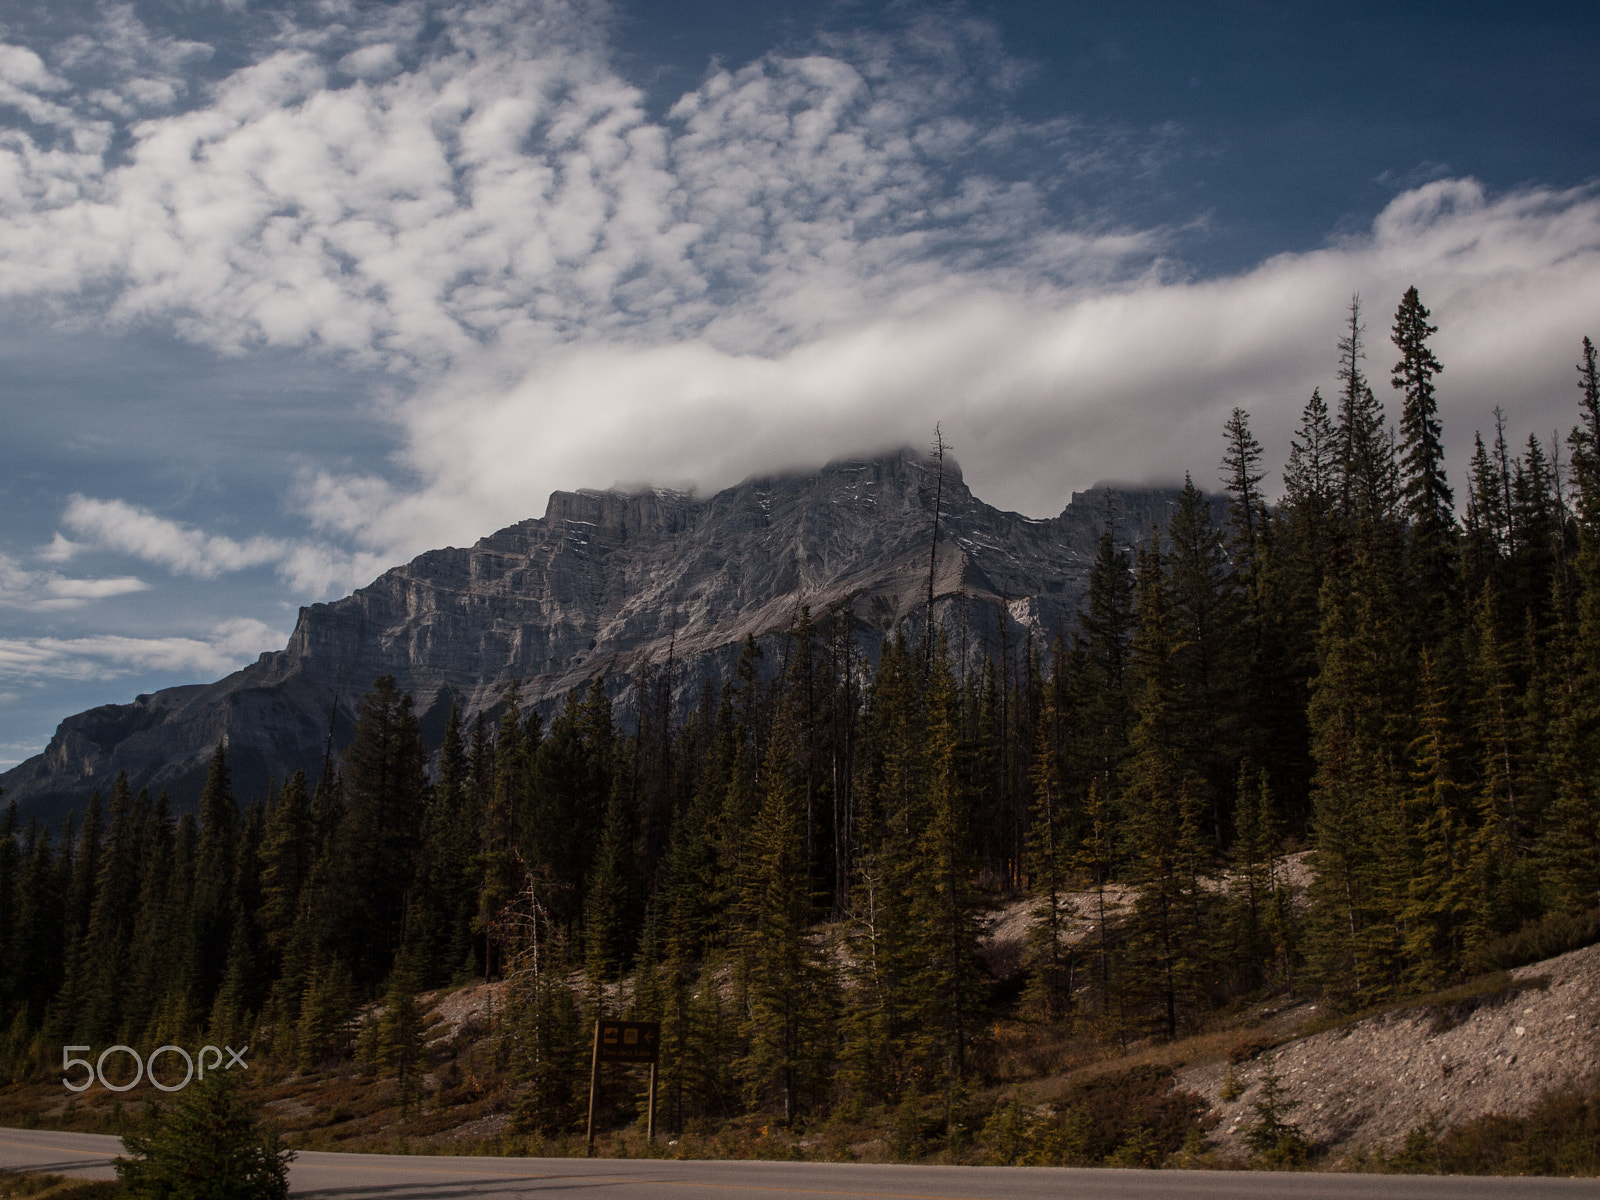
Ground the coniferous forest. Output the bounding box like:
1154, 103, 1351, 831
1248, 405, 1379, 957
3, 289, 1600, 1156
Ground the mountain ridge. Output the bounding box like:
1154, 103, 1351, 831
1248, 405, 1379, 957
1, 448, 1221, 823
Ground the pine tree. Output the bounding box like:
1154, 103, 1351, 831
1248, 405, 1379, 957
481, 682, 527, 969
1123, 536, 1215, 1036
505, 884, 583, 1136
1304, 551, 1411, 1004
295, 958, 355, 1072
1073, 780, 1119, 1025
718, 638, 767, 899
1283, 388, 1339, 550
144, 811, 199, 1046
258, 771, 313, 960
911, 648, 987, 1090
1021, 702, 1074, 1021
1463, 430, 1508, 598
121, 791, 178, 1046
75, 773, 142, 1044
526, 684, 608, 933
1464, 586, 1538, 943
839, 633, 926, 1103
1165, 475, 1243, 841
735, 724, 836, 1121
1221, 407, 1268, 588
1392, 285, 1456, 626
49, 795, 103, 1041
9, 819, 65, 1031
209, 913, 260, 1049
584, 764, 640, 986
1244, 1053, 1306, 1161
1272, 387, 1343, 829
409, 705, 480, 984
373, 952, 427, 1114
1543, 336, 1600, 914
185, 745, 239, 1028
323, 676, 427, 987
1335, 295, 1399, 534
115, 1070, 294, 1200
0, 799, 17, 1031
1401, 655, 1471, 990
1072, 525, 1134, 809
1225, 766, 1273, 987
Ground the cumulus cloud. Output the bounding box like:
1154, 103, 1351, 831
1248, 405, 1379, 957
0, 551, 149, 612
0, 618, 285, 683
59, 496, 390, 597
0, 0, 1163, 368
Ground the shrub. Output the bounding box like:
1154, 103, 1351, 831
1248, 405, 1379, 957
977, 1096, 1037, 1165
1244, 1053, 1312, 1166
1381, 1085, 1600, 1176
1038, 1064, 1207, 1166
1219, 1064, 1243, 1101
1462, 908, 1600, 977
114, 1072, 294, 1200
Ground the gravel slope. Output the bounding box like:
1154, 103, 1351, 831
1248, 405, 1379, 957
1177, 942, 1600, 1162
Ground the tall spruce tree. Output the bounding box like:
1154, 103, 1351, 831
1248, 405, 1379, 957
736, 724, 836, 1121
1124, 536, 1214, 1036
1221, 407, 1268, 589
1073, 525, 1134, 811
409, 706, 480, 983
184, 746, 239, 1030
1392, 286, 1455, 626
1335, 295, 1399, 536
323, 676, 427, 986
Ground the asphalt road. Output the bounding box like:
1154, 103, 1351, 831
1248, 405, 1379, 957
2, 1128, 1596, 1198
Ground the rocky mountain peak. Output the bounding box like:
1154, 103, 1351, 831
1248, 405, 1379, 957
1, 450, 1214, 824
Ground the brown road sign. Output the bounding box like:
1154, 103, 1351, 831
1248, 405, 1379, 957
595, 1020, 660, 1064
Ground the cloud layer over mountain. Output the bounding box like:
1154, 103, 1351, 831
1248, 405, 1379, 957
1, 0, 1597, 760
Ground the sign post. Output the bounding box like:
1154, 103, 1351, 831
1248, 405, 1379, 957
585, 1019, 661, 1151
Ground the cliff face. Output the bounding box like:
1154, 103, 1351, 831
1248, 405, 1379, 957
1, 449, 1219, 821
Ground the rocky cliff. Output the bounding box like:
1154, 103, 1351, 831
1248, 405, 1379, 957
1, 449, 1220, 822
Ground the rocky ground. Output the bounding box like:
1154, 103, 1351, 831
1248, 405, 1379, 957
1176, 942, 1600, 1163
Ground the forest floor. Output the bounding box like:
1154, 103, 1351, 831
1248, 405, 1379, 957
1, 878, 1596, 1172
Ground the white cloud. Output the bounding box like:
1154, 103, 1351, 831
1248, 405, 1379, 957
339, 43, 402, 82
62, 495, 286, 578
59, 495, 391, 597
0, 618, 285, 683
290, 177, 1600, 552
0, 551, 149, 612
37, 532, 85, 563
0, 1, 1596, 571
45, 576, 152, 602
0, 0, 1161, 369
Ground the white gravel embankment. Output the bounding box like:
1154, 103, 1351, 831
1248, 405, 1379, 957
1177, 941, 1600, 1161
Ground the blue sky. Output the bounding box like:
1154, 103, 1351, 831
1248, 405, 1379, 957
1, 0, 1597, 767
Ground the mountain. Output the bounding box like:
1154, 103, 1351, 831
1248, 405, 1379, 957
0, 449, 1221, 823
